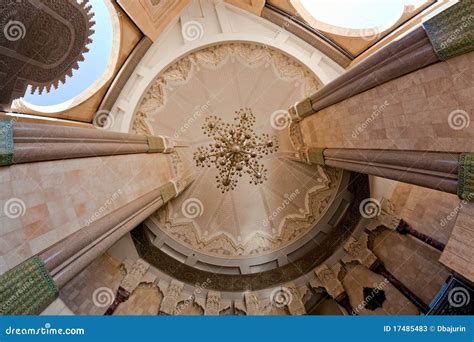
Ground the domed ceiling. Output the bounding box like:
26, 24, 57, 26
132, 42, 347, 268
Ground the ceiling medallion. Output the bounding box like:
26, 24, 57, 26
194, 108, 279, 193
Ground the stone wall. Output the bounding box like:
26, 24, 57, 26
0, 153, 173, 274
300, 52, 473, 152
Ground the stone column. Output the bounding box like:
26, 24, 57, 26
294, 147, 473, 201
0, 176, 193, 315
343, 236, 430, 313
289, 1, 474, 119
314, 264, 354, 315
0, 118, 177, 166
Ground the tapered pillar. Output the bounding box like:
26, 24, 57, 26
0, 175, 193, 315
289, 1, 474, 119
293, 147, 473, 202
344, 236, 430, 314
396, 219, 446, 252
0, 118, 177, 166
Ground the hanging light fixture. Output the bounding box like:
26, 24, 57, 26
194, 108, 279, 192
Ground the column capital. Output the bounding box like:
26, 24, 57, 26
314, 264, 345, 301
289, 98, 313, 120
457, 153, 474, 201
298, 147, 326, 165
343, 236, 378, 269
160, 280, 184, 315
0, 117, 13, 166
367, 198, 402, 231
423, 1, 474, 61
204, 291, 221, 315
147, 135, 175, 153
0, 256, 58, 315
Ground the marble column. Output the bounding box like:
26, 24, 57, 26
343, 236, 430, 314
0, 118, 176, 166
314, 264, 355, 315
0, 176, 193, 315
289, 1, 474, 119
294, 147, 472, 201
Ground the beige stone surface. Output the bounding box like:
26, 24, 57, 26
300, 52, 474, 152
372, 230, 449, 305
342, 264, 419, 315
0, 153, 173, 272
440, 202, 474, 282
390, 182, 460, 245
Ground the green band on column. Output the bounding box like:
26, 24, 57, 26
294, 98, 314, 119
458, 153, 474, 201
307, 148, 326, 165
423, 1, 474, 61
0, 118, 14, 166
147, 135, 165, 153
0, 256, 59, 315
160, 182, 177, 203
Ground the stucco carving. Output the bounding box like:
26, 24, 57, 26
133, 42, 322, 134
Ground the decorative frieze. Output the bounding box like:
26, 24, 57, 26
343, 236, 378, 269
0, 257, 58, 315
423, 1, 474, 61
0, 118, 13, 166
160, 280, 185, 315
204, 291, 221, 315
457, 153, 474, 201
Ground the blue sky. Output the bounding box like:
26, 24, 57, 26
22, 0, 112, 106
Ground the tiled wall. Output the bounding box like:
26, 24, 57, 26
300, 52, 473, 153
0, 153, 173, 274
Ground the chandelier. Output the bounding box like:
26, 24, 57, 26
194, 108, 279, 192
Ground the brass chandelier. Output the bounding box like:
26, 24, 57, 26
194, 108, 279, 192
